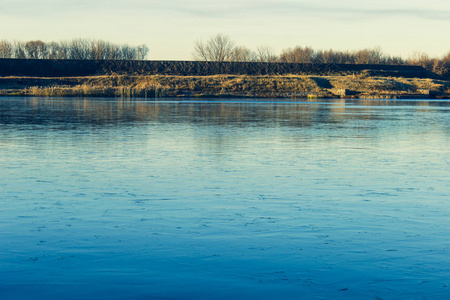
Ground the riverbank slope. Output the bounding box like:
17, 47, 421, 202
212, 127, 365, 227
1, 59, 449, 99
1, 74, 449, 99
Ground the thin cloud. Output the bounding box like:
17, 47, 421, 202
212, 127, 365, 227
168, 3, 450, 21
345, 7, 450, 20
2, 1, 449, 21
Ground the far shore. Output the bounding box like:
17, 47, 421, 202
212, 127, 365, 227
0, 74, 449, 99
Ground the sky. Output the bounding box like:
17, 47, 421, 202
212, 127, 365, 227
1, 0, 449, 60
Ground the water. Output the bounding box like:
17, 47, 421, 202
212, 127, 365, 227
0, 97, 449, 299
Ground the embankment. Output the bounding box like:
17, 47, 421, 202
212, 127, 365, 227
0, 59, 449, 98
1, 74, 449, 99
0, 58, 443, 79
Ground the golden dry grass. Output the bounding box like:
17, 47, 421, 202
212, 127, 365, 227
0, 74, 449, 98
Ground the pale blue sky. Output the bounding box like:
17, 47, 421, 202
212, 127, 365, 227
1, 0, 449, 60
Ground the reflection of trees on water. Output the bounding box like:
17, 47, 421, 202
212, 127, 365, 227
0, 97, 445, 128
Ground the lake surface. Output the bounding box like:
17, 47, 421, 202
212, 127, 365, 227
0, 97, 449, 299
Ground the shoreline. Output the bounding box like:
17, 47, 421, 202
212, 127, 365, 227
1, 74, 449, 99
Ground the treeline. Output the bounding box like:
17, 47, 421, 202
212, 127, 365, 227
0, 39, 149, 60
277, 47, 450, 76
193, 34, 450, 77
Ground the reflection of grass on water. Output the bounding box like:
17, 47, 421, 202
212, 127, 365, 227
1, 74, 449, 99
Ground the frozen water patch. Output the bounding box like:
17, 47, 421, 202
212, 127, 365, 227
0, 98, 449, 299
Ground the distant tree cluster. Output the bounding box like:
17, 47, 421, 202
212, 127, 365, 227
193, 34, 450, 77
0, 39, 149, 60
193, 34, 278, 63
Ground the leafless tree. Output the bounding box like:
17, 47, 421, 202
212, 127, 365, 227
315, 49, 341, 63
91, 40, 112, 60
67, 39, 87, 59
0, 40, 12, 58
442, 52, 450, 66
406, 51, 448, 75
193, 34, 235, 62
430, 59, 446, 75
255, 46, 277, 63
408, 51, 432, 68
136, 45, 149, 60
47, 42, 61, 59
120, 44, 135, 60
13, 41, 27, 59
385, 55, 404, 65
24, 40, 47, 59
230, 46, 255, 62
354, 47, 384, 64
440, 52, 450, 77
0, 38, 149, 60
279, 46, 315, 63
47, 41, 69, 59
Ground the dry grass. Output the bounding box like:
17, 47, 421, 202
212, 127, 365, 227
0, 74, 449, 98
327, 75, 449, 96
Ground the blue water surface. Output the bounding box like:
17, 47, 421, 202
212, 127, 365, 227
0, 97, 449, 299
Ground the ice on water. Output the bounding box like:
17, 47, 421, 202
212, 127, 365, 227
0, 98, 449, 299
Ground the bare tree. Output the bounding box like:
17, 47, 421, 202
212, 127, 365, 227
136, 45, 149, 60
315, 49, 339, 63
407, 51, 437, 74
90, 40, 108, 60
13, 41, 26, 59
47, 42, 61, 59
431, 59, 446, 75
230, 46, 255, 62
24, 40, 47, 59
354, 49, 371, 64
0, 40, 12, 58
369, 47, 383, 64
279, 46, 315, 63
193, 40, 209, 61
443, 51, 450, 67
67, 39, 88, 59
120, 44, 135, 60
354, 47, 384, 64
385, 55, 404, 65
255, 46, 277, 63
441, 51, 450, 77
0, 38, 149, 60
193, 34, 235, 62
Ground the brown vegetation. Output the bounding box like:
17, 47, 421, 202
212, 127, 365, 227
1, 74, 448, 99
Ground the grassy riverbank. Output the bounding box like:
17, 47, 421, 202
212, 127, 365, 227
1, 74, 449, 99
